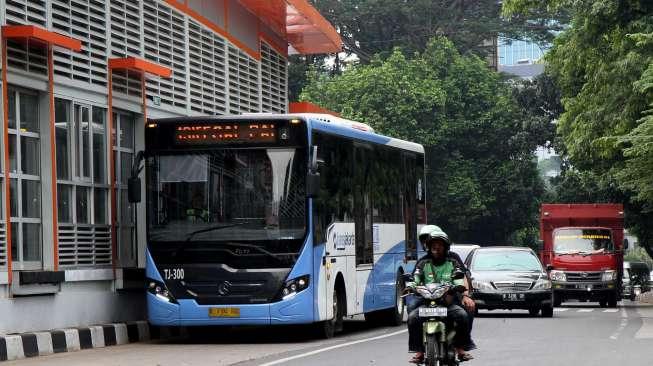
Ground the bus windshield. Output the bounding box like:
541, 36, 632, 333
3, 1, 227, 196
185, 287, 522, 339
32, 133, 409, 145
146, 148, 307, 243
553, 228, 614, 255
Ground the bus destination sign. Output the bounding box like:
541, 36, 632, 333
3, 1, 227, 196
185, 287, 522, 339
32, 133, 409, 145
174, 123, 277, 144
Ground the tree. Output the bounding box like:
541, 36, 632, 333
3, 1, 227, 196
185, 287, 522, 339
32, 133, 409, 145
301, 38, 547, 245
503, 0, 653, 256
312, 0, 563, 63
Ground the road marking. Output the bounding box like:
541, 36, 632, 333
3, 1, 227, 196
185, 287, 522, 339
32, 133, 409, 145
609, 307, 629, 340
259, 329, 408, 366
577, 309, 594, 312
603, 309, 619, 313
554, 308, 568, 312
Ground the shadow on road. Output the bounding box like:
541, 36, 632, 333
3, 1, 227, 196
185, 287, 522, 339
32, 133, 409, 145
159, 318, 398, 345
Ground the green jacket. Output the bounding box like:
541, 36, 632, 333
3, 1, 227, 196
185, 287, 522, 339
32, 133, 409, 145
412, 256, 464, 287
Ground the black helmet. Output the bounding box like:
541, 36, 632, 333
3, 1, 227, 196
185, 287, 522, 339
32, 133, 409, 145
427, 229, 451, 250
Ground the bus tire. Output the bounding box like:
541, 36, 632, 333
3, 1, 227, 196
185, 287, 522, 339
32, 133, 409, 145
317, 287, 344, 339
383, 272, 405, 326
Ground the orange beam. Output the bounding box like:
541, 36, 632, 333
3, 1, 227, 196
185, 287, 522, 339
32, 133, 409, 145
1, 25, 82, 51
289, 101, 340, 117
108, 57, 172, 78
1, 35, 13, 284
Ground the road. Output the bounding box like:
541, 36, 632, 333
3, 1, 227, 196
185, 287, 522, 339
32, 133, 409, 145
6, 301, 653, 366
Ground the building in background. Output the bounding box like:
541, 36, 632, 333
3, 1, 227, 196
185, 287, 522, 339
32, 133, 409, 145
498, 38, 545, 79
0, 0, 340, 334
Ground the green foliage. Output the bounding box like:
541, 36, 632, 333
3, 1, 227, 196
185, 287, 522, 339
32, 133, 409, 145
312, 0, 561, 62
505, 0, 653, 257
624, 247, 653, 269
301, 38, 546, 245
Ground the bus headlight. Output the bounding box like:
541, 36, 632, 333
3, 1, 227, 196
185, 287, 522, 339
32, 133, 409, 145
602, 270, 617, 282
280, 275, 310, 300
148, 279, 178, 304
550, 270, 566, 282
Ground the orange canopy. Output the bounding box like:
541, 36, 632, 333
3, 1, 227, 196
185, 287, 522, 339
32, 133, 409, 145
238, 0, 342, 54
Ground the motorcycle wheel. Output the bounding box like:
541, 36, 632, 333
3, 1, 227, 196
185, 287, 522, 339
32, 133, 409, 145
426, 334, 439, 366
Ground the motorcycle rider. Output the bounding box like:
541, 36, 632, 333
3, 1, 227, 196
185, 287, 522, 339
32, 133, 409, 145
407, 229, 474, 363
414, 226, 476, 335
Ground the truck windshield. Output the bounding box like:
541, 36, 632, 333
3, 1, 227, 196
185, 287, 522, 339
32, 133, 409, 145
553, 228, 614, 254
146, 148, 307, 243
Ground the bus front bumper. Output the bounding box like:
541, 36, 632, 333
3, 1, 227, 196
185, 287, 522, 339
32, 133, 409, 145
148, 287, 314, 326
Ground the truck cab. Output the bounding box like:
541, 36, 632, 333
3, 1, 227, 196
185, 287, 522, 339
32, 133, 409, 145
540, 204, 624, 308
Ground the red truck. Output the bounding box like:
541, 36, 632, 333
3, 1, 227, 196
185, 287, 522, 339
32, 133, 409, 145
540, 204, 625, 308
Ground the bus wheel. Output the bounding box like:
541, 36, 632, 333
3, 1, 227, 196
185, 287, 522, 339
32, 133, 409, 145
383, 272, 405, 326
318, 288, 343, 339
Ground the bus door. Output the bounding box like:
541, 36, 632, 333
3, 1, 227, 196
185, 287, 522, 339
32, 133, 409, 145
354, 145, 374, 313
403, 154, 418, 262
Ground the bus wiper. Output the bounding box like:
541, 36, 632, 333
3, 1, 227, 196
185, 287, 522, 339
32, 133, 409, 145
173, 223, 246, 258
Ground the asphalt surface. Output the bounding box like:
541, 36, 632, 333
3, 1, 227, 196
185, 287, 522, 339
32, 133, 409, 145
6, 301, 653, 366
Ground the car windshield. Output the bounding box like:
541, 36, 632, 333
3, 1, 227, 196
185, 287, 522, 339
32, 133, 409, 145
471, 250, 543, 271
553, 228, 614, 254
146, 148, 307, 242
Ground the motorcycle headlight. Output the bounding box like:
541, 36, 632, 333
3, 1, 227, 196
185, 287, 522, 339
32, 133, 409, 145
279, 275, 310, 300
602, 270, 617, 282
147, 279, 178, 304
550, 270, 566, 282
533, 279, 552, 290
472, 280, 493, 291
432, 286, 449, 299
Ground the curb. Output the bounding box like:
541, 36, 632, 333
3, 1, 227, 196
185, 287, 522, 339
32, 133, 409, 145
0, 322, 185, 362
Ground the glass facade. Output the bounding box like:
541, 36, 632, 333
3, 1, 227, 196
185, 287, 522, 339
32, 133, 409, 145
498, 38, 545, 66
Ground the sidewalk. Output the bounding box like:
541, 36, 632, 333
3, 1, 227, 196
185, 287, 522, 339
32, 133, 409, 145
0, 322, 183, 362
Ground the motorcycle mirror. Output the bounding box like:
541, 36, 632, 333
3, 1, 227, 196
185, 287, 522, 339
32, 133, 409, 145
452, 269, 465, 280
402, 273, 414, 283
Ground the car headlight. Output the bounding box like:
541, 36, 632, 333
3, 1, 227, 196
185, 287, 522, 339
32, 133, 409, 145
472, 280, 493, 291
533, 279, 552, 290
550, 270, 566, 282
602, 270, 617, 282
279, 275, 310, 300
148, 279, 178, 304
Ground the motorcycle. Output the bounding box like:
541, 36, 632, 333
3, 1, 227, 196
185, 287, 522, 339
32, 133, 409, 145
404, 270, 466, 366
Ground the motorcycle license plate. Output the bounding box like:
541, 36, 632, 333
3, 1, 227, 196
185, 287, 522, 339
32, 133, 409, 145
419, 307, 447, 317
502, 293, 525, 301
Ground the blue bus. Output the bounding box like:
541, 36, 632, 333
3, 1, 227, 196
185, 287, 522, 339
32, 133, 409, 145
135, 113, 426, 337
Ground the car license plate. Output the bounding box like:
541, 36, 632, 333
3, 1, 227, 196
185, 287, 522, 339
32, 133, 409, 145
208, 307, 240, 318
502, 293, 525, 301
419, 307, 447, 317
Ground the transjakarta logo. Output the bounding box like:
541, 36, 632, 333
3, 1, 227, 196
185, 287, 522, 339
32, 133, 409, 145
331, 230, 355, 250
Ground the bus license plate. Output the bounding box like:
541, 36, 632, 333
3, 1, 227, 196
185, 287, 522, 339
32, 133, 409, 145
503, 293, 525, 301
419, 307, 447, 317
208, 307, 240, 318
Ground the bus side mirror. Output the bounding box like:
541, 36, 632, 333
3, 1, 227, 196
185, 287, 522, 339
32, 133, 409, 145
128, 177, 141, 203
307, 145, 322, 198
306, 172, 320, 198
546, 265, 554, 272
128, 150, 145, 203
623, 239, 629, 250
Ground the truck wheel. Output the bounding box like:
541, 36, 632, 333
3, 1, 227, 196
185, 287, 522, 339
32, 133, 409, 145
599, 300, 608, 308
608, 292, 618, 308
